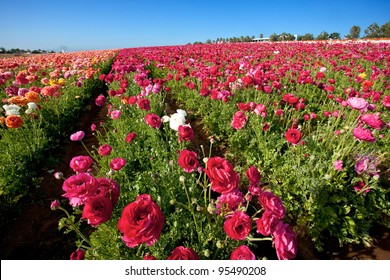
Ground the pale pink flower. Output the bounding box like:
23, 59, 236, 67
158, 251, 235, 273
347, 97, 368, 110
70, 131, 85, 141
333, 160, 343, 171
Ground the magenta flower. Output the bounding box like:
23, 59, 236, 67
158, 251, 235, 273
333, 160, 343, 171
70, 131, 85, 141
110, 158, 126, 171
353, 127, 376, 142
111, 110, 121, 120
347, 97, 368, 110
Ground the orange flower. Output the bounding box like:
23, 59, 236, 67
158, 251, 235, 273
25, 91, 40, 103
7, 96, 28, 106
0, 116, 5, 126
5, 115, 24, 128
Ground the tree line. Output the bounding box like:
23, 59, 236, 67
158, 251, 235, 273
0, 47, 56, 54
202, 21, 390, 43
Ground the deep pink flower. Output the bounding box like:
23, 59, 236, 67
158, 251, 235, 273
98, 144, 112, 156
145, 113, 161, 129
93, 177, 120, 207
231, 111, 247, 130
216, 190, 245, 215
353, 127, 376, 142
69, 155, 94, 173
246, 166, 261, 186
137, 98, 151, 111
382, 95, 390, 109
82, 195, 113, 227
125, 132, 137, 143
50, 200, 60, 210
70, 249, 85, 260
333, 160, 343, 171
205, 156, 239, 194
256, 210, 280, 236
118, 194, 165, 247
70, 131, 85, 141
178, 125, 194, 142
110, 158, 126, 171
111, 110, 121, 119
360, 114, 385, 130
353, 181, 370, 193
167, 246, 199, 260
230, 245, 256, 260
178, 150, 199, 173
95, 95, 106, 106
259, 191, 286, 219
223, 211, 252, 240
273, 222, 297, 260
62, 172, 98, 207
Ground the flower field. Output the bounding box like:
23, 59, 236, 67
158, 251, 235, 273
1, 41, 389, 260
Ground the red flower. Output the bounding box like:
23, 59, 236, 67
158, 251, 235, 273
118, 194, 165, 247
110, 158, 126, 171
178, 150, 199, 173
145, 113, 161, 129
125, 132, 137, 143
137, 98, 151, 111
167, 246, 199, 260
259, 191, 286, 219
62, 172, 98, 207
256, 210, 280, 236
69, 155, 93, 173
95, 95, 106, 106
178, 125, 194, 142
70, 249, 85, 260
231, 111, 247, 130
230, 245, 256, 260
82, 196, 113, 227
246, 166, 261, 186
223, 211, 251, 240
285, 128, 301, 145
205, 156, 239, 194
93, 177, 120, 207
98, 144, 112, 156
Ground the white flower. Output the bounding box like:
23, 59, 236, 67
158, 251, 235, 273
320, 67, 327, 73
27, 102, 38, 110
176, 109, 187, 117
169, 112, 186, 131
3, 104, 21, 116
161, 115, 170, 123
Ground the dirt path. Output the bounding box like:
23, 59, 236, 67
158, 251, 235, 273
0, 97, 107, 260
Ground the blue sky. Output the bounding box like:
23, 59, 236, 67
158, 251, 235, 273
1, 0, 389, 52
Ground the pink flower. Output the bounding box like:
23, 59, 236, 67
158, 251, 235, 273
62, 172, 98, 207
230, 245, 256, 260
145, 113, 161, 129
110, 158, 126, 171
50, 200, 60, 210
246, 166, 261, 186
259, 191, 285, 219
273, 222, 297, 260
70, 131, 85, 141
353, 127, 376, 142
95, 95, 106, 106
216, 190, 245, 215
382, 95, 390, 109
223, 211, 252, 240
111, 110, 121, 119
90, 123, 96, 131
69, 155, 94, 173
98, 144, 112, 156
205, 156, 240, 194
347, 97, 368, 110
231, 111, 247, 130
137, 98, 151, 111
167, 246, 199, 260
70, 249, 85, 260
360, 114, 385, 130
353, 181, 370, 193
178, 125, 194, 142
333, 160, 343, 171
125, 132, 137, 143
256, 210, 280, 236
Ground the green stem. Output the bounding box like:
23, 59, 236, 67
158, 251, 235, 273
247, 237, 273, 242
182, 180, 201, 243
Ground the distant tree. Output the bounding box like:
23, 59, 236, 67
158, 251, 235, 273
345, 25, 361, 39
206, 39, 212, 44
297, 33, 314, 41
259, 33, 263, 38
316, 31, 329, 40
329, 32, 341, 39
380, 21, 390, 37
279, 32, 295, 41
364, 22, 381, 38
0, 47, 5, 53
269, 33, 279, 42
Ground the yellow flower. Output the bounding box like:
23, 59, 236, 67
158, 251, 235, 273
57, 78, 66, 86
358, 73, 367, 79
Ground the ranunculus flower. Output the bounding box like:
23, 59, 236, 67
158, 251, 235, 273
273, 222, 297, 260
50, 200, 60, 210
333, 160, 343, 171
137, 98, 151, 111
360, 114, 385, 130
178, 150, 199, 173
205, 156, 239, 194
246, 166, 261, 186
167, 246, 199, 260
93, 177, 120, 207
169, 110, 186, 131
95, 95, 106, 106
111, 110, 121, 120
3, 104, 21, 116
110, 157, 126, 171
231, 111, 247, 130
353, 127, 376, 142
98, 144, 112, 156
69, 155, 93, 173
70, 249, 85, 260
5, 115, 23, 128
145, 113, 161, 129
125, 132, 137, 143
144, 254, 157, 260
353, 181, 370, 193
216, 189, 245, 215
285, 128, 301, 145
118, 194, 165, 248
256, 210, 280, 236
70, 131, 85, 141
347, 97, 368, 110
259, 191, 286, 219
62, 172, 98, 207
230, 245, 256, 260
82, 195, 113, 226
382, 95, 390, 109
178, 125, 194, 142
223, 211, 251, 240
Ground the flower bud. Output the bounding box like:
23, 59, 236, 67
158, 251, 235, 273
179, 175, 185, 183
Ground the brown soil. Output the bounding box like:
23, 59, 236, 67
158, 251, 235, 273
1, 89, 389, 260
